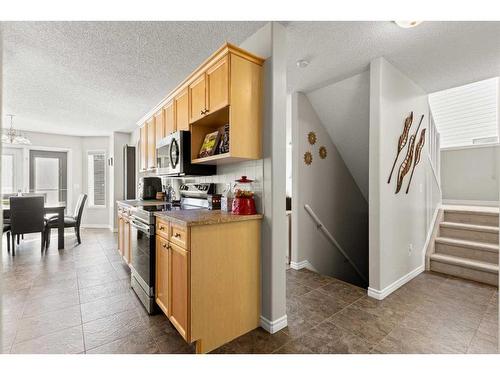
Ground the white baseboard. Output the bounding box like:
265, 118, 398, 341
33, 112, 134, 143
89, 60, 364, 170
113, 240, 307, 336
443, 199, 499, 207
260, 315, 287, 333
367, 265, 424, 300
289, 260, 317, 272
81, 224, 113, 230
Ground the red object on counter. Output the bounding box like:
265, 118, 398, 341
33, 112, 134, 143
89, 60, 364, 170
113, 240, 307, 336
231, 176, 257, 215
232, 197, 257, 215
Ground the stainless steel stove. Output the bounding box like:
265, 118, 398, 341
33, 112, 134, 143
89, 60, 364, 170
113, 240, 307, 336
129, 183, 213, 314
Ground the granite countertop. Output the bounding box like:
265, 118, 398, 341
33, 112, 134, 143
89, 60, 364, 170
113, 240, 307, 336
154, 209, 263, 226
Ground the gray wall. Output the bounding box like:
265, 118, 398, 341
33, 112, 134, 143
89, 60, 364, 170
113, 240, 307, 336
292, 92, 368, 287
441, 145, 499, 203
306, 71, 370, 199
369, 57, 441, 294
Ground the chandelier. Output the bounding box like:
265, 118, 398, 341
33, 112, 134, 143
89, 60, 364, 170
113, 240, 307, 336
2, 115, 31, 145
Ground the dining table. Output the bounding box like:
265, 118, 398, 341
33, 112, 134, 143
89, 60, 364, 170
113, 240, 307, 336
2, 201, 66, 250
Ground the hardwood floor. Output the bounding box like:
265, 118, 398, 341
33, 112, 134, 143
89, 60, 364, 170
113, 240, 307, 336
1, 229, 498, 354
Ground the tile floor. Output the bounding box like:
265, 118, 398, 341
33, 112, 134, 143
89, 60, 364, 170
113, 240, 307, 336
1, 229, 498, 354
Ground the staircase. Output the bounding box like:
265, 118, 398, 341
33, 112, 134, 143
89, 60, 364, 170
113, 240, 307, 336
429, 205, 499, 286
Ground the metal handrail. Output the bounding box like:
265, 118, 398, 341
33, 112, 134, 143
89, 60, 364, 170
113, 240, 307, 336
304, 204, 367, 284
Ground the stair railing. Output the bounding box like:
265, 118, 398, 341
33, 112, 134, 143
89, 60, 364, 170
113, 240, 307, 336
304, 204, 367, 284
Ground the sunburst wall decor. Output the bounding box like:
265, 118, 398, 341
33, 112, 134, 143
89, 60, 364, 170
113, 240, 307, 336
304, 151, 313, 165
307, 131, 317, 145
319, 146, 327, 159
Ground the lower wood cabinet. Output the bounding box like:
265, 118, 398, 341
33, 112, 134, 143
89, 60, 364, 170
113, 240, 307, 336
117, 207, 131, 265
155, 217, 261, 354
169, 242, 190, 340
122, 215, 131, 264
118, 213, 124, 256
155, 235, 170, 316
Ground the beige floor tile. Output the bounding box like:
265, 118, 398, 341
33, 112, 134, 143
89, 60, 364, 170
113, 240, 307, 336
11, 326, 84, 354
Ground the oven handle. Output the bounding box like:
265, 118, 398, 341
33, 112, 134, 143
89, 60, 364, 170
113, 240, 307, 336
130, 219, 151, 235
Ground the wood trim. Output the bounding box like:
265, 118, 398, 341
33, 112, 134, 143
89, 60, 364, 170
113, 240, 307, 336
135, 43, 265, 126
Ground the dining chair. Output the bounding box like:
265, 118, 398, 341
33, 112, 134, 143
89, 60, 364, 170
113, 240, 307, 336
45, 194, 87, 247
9, 196, 46, 255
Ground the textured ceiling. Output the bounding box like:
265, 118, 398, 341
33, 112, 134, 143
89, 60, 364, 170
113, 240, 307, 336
4, 21, 499, 137
287, 21, 500, 93
2, 21, 266, 136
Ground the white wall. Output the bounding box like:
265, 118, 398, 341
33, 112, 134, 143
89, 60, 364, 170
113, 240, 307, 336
292, 92, 368, 286
441, 144, 499, 204
306, 71, 370, 199
369, 57, 441, 296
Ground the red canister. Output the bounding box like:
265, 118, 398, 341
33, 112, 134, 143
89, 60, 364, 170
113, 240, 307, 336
231, 176, 257, 215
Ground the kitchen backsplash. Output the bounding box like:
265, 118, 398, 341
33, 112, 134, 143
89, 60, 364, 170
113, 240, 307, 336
160, 159, 264, 212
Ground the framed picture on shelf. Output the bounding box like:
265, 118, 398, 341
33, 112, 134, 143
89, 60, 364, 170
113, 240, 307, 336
217, 124, 230, 155
198, 130, 221, 158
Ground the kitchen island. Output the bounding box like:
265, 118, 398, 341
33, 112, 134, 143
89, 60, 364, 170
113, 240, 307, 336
154, 210, 262, 354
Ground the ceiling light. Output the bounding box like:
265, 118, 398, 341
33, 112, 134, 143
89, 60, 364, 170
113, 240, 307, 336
296, 59, 310, 68
2, 114, 31, 145
394, 21, 423, 29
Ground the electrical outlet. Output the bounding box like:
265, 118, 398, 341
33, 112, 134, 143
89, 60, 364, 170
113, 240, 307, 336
419, 183, 423, 193
408, 243, 413, 255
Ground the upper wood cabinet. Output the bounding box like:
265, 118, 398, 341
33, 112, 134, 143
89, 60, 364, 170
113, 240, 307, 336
188, 56, 229, 124
154, 109, 164, 143
136, 43, 264, 167
189, 74, 207, 124
146, 117, 156, 169
139, 124, 148, 171
206, 55, 229, 114
175, 88, 190, 132
164, 100, 175, 135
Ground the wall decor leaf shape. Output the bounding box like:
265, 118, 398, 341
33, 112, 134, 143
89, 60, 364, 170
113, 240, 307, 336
405, 128, 427, 194
395, 114, 424, 194
388, 112, 413, 184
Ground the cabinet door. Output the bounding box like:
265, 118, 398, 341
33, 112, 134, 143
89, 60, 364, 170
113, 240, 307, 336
122, 218, 130, 264
188, 74, 207, 124
154, 109, 164, 143
164, 100, 175, 135
155, 236, 170, 316
139, 125, 148, 171
175, 88, 190, 132
169, 242, 189, 340
118, 215, 124, 256
206, 55, 229, 114
146, 117, 156, 169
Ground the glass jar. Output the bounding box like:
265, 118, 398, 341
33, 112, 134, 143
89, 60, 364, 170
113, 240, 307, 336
231, 176, 257, 215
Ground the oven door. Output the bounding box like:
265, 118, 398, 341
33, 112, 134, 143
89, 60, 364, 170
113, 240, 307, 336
129, 217, 155, 296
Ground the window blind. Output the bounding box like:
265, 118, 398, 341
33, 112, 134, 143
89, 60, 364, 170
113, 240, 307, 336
428, 77, 498, 149
87, 151, 106, 206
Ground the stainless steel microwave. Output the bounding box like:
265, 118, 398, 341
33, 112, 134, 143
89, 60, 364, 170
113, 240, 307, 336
156, 131, 216, 177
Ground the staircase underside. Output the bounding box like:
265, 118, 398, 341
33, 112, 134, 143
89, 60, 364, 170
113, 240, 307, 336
429, 205, 499, 286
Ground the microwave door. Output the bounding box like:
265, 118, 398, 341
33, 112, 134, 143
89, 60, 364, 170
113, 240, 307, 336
169, 137, 181, 175
157, 141, 171, 173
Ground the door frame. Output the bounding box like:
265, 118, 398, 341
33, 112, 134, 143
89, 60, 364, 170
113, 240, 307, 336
29, 149, 68, 204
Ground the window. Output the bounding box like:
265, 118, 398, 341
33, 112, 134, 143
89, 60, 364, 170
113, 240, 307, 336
1, 154, 14, 194
87, 151, 106, 207
429, 77, 499, 149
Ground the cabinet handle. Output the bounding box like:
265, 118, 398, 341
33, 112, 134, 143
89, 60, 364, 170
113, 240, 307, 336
174, 233, 181, 238
159, 226, 165, 230
162, 243, 167, 248
200, 109, 204, 115
205, 108, 209, 114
